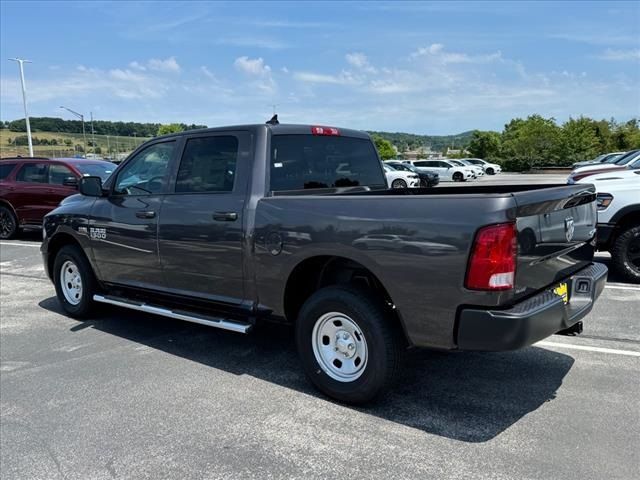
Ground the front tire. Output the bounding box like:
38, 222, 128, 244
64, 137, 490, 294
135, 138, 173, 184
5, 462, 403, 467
611, 225, 640, 283
486, 167, 495, 175
0, 205, 18, 239
296, 285, 403, 404
53, 245, 99, 317
391, 179, 407, 189
452, 172, 463, 182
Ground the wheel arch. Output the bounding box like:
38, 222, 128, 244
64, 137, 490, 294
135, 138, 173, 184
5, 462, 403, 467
46, 232, 86, 279
282, 255, 410, 342
0, 199, 18, 220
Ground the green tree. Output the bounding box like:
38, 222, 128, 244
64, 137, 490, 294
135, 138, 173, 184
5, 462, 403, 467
558, 117, 600, 164
468, 130, 501, 160
372, 135, 396, 160
157, 123, 184, 136
501, 115, 561, 170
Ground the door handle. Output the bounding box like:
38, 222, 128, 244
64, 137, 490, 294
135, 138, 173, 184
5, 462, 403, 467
135, 210, 156, 219
213, 211, 238, 221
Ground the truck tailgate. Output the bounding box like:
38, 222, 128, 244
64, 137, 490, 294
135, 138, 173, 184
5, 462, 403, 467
513, 184, 597, 300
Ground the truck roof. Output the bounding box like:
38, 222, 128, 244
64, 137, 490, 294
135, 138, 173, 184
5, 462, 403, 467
154, 123, 371, 141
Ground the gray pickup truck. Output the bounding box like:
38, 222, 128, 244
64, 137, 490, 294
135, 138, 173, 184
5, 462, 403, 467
42, 122, 607, 403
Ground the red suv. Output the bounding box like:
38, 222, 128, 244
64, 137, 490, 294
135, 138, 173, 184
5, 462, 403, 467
0, 157, 115, 239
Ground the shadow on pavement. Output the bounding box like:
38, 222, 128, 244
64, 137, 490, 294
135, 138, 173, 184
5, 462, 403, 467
39, 296, 574, 443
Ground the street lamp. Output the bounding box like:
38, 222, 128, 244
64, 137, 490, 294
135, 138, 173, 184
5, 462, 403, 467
8, 58, 34, 157
59, 106, 87, 157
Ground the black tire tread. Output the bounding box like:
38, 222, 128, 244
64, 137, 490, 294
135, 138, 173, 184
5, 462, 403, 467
53, 244, 99, 318
0, 205, 18, 240
610, 224, 640, 283
296, 285, 404, 404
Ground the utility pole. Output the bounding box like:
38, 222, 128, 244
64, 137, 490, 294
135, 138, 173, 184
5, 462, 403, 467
60, 106, 86, 158
90, 111, 96, 156
9, 58, 34, 157
106, 134, 111, 159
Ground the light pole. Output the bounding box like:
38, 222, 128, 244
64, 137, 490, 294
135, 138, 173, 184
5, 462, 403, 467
90, 111, 96, 156
60, 106, 86, 158
9, 58, 34, 157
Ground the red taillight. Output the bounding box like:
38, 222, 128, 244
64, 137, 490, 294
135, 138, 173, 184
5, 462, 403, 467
465, 223, 517, 291
311, 126, 340, 136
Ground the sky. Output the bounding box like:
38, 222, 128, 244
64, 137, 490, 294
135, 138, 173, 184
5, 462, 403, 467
1, 1, 639, 135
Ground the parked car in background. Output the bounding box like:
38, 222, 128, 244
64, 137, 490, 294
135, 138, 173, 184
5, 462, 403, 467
451, 159, 484, 178
0, 157, 115, 239
568, 150, 640, 184
577, 170, 640, 283
382, 163, 420, 188
572, 152, 625, 170
461, 158, 502, 175
386, 160, 439, 187
406, 159, 473, 182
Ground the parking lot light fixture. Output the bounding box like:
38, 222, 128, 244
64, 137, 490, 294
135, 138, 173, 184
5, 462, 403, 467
9, 58, 34, 157
60, 106, 87, 158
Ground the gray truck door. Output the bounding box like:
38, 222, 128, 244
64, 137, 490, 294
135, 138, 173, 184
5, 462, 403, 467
158, 131, 250, 304
89, 140, 178, 289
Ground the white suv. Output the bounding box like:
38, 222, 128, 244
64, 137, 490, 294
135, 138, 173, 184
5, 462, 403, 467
578, 170, 640, 283
383, 164, 420, 188
406, 159, 473, 182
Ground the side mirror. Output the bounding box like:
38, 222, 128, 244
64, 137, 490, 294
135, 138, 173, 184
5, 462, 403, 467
62, 176, 79, 188
79, 176, 104, 197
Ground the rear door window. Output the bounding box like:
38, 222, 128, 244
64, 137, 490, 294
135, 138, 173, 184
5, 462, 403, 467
175, 136, 239, 193
0, 163, 17, 180
270, 135, 386, 191
16, 163, 48, 183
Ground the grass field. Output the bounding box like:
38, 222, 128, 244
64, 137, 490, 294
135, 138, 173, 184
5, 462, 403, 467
0, 129, 152, 159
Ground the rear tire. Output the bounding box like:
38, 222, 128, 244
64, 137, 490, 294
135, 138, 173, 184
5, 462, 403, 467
0, 205, 18, 240
452, 172, 463, 182
611, 225, 640, 283
295, 285, 404, 404
53, 245, 99, 317
391, 179, 407, 189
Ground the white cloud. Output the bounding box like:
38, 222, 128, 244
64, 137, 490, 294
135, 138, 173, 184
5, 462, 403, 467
218, 36, 288, 49
595, 49, 640, 61
411, 43, 502, 64
345, 52, 377, 73
147, 57, 181, 73
294, 71, 360, 85
200, 66, 217, 80
233, 56, 275, 94
234, 56, 271, 76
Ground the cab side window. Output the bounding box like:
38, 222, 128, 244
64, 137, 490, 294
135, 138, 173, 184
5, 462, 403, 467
49, 164, 75, 185
114, 142, 175, 195
16, 163, 48, 183
175, 136, 238, 193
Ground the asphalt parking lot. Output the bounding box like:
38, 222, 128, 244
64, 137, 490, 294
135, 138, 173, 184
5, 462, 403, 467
1, 176, 639, 480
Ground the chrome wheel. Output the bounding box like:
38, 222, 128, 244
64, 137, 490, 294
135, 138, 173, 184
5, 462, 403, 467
312, 312, 368, 382
60, 260, 83, 305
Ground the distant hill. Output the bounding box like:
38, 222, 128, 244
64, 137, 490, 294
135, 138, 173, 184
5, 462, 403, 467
1, 117, 473, 153
367, 130, 474, 152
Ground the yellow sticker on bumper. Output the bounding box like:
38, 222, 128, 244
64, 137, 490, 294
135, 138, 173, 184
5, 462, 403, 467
554, 282, 569, 304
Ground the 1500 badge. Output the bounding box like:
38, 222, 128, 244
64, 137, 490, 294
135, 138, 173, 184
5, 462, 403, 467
89, 227, 107, 240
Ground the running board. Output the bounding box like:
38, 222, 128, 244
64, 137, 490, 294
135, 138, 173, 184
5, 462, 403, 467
93, 294, 252, 334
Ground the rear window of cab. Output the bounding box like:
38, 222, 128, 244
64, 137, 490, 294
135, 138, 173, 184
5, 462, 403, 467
269, 135, 386, 192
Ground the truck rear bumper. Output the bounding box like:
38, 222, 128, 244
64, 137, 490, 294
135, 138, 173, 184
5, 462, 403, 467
456, 262, 607, 351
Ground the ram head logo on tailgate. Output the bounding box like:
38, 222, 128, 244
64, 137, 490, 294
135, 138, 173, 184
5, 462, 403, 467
564, 217, 575, 242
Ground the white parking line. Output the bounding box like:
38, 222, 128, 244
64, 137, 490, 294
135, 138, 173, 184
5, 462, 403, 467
605, 284, 640, 291
537, 341, 640, 357
0, 242, 41, 247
